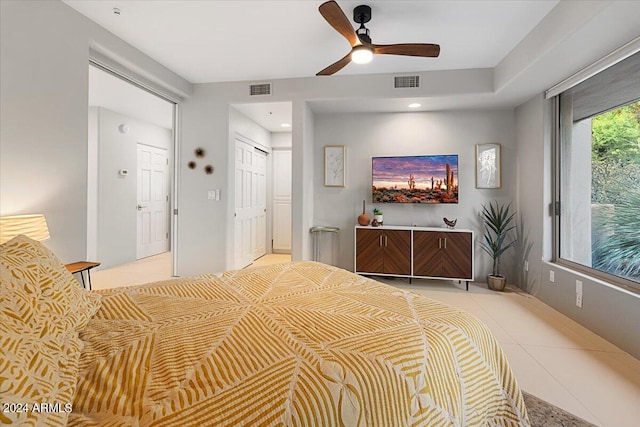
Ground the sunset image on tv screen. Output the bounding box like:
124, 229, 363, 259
372, 155, 458, 203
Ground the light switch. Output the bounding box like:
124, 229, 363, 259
207, 191, 216, 200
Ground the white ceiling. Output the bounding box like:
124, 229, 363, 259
233, 102, 293, 133
72, 1, 639, 132
65, 0, 559, 84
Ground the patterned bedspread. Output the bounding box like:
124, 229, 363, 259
69, 261, 529, 426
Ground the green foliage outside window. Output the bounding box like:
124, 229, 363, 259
591, 101, 640, 282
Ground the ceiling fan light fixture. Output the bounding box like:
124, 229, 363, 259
351, 45, 373, 64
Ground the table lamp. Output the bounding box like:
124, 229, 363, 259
0, 214, 51, 244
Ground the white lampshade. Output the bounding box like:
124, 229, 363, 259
0, 214, 51, 244
351, 45, 373, 64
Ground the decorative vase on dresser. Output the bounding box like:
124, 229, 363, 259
357, 200, 370, 226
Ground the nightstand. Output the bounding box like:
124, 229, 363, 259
65, 261, 100, 290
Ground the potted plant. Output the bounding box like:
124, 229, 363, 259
373, 208, 383, 225
480, 201, 517, 291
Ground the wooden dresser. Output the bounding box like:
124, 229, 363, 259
354, 225, 474, 290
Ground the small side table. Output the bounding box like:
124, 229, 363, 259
310, 226, 340, 266
65, 261, 100, 290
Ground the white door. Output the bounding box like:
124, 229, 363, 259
252, 149, 267, 259
234, 139, 255, 269
272, 149, 292, 252
137, 144, 169, 259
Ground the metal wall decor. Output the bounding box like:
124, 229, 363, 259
188, 147, 214, 175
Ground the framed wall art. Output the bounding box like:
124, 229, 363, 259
476, 143, 501, 189
324, 145, 346, 187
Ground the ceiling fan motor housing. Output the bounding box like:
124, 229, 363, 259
354, 5, 372, 43
353, 5, 371, 24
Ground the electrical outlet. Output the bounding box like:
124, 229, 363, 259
576, 280, 583, 308
549, 270, 555, 283
524, 260, 529, 272
576, 293, 583, 308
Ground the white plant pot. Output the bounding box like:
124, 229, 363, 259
374, 214, 383, 224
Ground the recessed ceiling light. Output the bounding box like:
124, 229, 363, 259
281, 123, 291, 128
408, 103, 421, 108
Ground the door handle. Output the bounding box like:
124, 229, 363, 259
137, 204, 147, 211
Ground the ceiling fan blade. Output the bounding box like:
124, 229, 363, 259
371, 43, 441, 57
319, 1, 358, 46
316, 52, 352, 76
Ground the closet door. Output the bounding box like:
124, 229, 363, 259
252, 148, 267, 259
272, 149, 292, 252
234, 139, 255, 269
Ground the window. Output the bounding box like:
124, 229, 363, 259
555, 51, 640, 292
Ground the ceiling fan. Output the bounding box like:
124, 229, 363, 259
317, 1, 440, 76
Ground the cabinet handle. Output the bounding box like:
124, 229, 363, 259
384, 235, 388, 246
379, 235, 383, 246
443, 237, 447, 249
438, 238, 442, 249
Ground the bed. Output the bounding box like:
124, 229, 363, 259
1, 235, 530, 426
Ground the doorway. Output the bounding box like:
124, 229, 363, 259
234, 137, 268, 269
88, 63, 177, 274
230, 102, 292, 270
136, 143, 169, 259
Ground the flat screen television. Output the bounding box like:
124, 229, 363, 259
372, 155, 458, 203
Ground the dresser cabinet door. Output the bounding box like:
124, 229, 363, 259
440, 232, 473, 279
413, 231, 441, 277
356, 228, 384, 273
383, 230, 411, 275
413, 231, 473, 279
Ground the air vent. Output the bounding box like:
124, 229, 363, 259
394, 75, 420, 89
249, 83, 271, 96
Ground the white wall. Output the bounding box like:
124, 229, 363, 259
87, 107, 99, 261
177, 66, 497, 273
292, 102, 315, 261
515, 95, 548, 294
0, 0, 189, 262
91, 107, 171, 269
271, 132, 292, 148
314, 110, 517, 275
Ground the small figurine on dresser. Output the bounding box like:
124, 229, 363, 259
443, 217, 457, 229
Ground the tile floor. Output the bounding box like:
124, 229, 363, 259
91, 251, 174, 290
385, 278, 639, 427
90, 254, 639, 427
